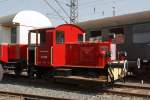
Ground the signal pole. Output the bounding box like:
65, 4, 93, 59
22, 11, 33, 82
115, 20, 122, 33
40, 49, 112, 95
70, 0, 78, 24
112, 0, 116, 16
112, 6, 116, 16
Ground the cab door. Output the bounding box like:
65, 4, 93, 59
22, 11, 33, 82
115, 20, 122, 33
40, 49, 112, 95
36, 30, 53, 67
52, 30, 66, 66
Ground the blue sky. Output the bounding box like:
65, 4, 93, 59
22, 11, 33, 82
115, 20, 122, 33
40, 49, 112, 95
0, 0, 150, 26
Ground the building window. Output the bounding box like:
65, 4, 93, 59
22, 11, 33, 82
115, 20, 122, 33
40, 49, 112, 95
56, 31, 64, 44
11, 27, 17, 43
133, 23, 150, 44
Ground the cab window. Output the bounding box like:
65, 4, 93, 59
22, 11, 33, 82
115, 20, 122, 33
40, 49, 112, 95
40, 31, 46, 44
30, 32, 37, 45
78, 34, 83, 42
56, 31, 64, 44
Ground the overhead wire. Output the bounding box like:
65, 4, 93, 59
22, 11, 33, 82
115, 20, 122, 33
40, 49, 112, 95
79, 0, 127, 9
59, 0, 69, 5
46, 13, 59, 17
46, 14, 69, 19
78, 0, 129, 21
78, 0, 127, 14
79, 0, 113, 7
0, 0, 8, 3
42, 0, 68, 23
54, 0, 70, 19
79, 0, 106, 6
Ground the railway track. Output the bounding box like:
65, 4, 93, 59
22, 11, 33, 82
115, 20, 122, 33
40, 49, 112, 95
114, 82, 150, 90
3, 73, 150, 99
102, 82, 150, 98
0, 90, 73, 100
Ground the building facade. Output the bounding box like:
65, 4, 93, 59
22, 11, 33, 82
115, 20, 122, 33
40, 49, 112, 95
0, 10, 52, 44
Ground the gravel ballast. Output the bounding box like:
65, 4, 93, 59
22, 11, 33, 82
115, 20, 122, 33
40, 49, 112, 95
0, 75, 147, 100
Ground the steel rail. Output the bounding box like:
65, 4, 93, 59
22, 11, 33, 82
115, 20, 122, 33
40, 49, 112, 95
102, 83, 150, 98
102, 88, 150, 98
0, 90, 74, 100
114, 83, 150, 90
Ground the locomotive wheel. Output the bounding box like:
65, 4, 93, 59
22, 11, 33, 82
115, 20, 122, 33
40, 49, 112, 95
28, 66, 35, 79
14, 66, 22, 76
42, 69, 55, 80
28, 66, 39, 79
14, 62, 26, 76
0, 64, 4, 81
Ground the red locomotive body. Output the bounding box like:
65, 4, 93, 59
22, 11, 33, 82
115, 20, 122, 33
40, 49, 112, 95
65, 42, 111, 68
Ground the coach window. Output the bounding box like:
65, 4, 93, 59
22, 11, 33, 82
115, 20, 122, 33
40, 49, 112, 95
110, 28, 124, 44
56, 31, 64, 44
11, 27, 17, 43
133, 23, 150, 44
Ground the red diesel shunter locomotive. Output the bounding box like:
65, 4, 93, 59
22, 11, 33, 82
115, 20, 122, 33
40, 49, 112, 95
0, 24, 127, 84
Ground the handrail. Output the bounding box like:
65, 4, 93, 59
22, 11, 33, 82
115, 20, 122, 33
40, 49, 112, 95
51, 46, 53, 65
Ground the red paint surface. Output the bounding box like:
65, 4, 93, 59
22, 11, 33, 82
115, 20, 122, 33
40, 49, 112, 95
36, 46, 51, 66
65, 42, 111, 68
19, 45, 27, 62
0, 44, 27, 63
52, 24, 85, 67
0, 44, 8, 62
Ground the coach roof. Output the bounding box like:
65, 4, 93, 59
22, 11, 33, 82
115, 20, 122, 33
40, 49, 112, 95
77, 10, 150, 30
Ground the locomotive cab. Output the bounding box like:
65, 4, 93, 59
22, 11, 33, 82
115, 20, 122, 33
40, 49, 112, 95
28, 24, 85, 67
27, 24, 85, 78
